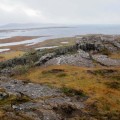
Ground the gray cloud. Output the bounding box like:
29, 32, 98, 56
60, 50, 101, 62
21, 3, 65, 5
0, 0, 120, 25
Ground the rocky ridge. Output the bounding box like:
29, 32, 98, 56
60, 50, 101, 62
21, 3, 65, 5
1, 35, 120, 72
40, 35, 120, 67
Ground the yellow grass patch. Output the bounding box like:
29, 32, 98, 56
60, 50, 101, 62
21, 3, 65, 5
16, 65, 120, 113
35, 37, 77, 47
0, 51, 25, 62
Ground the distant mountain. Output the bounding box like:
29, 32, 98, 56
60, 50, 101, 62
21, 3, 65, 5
0, 23, 66, 30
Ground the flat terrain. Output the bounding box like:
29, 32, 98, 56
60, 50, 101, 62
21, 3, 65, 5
0, 36, 77, 67
0, 36, 40, 43
0, 37, 77, 54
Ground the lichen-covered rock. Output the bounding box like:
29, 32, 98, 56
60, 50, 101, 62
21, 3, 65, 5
0, 79, 62, 99
76, 36, 104, 51
0, 77, 88, 120
44, 53, 94, 67
35, 53, 56, 66
92, 55, 120, 66
76, 35, 120, 52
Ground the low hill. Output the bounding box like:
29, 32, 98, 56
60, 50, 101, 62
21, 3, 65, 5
0, 34, 120, 120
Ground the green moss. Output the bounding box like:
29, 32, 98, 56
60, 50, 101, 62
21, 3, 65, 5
94, 69, 116, 75
0, 94, 31, 107
100, 48, 111, 56
42, 69, 65, 74
111, 75, 120, 81
105, 82, 120, 90
61, 87, 86, 97
0, 95, 15, 105
13, 65, 30, 75
57, 73, 67, 77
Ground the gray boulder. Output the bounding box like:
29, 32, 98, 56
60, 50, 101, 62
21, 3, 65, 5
45, 53, 94, 67
35, 53, 56, 66
92, 55, 120, 66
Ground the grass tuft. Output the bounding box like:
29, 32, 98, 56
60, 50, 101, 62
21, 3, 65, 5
61, 87, 86, 97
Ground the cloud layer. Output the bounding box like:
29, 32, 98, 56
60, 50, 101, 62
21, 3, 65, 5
0, 0, 120, 25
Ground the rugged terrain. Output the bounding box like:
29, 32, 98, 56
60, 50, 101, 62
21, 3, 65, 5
0, 34, 120, 120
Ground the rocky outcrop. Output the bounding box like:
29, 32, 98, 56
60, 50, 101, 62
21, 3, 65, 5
0, 76, 89, 120
76, 35, 120, 52
35, 53, 56, 66
112, 41, 120, 49
92, 55, 120, 66
0, 35, 120, 74
44, 51, 94, 67
0, 77, 62, 99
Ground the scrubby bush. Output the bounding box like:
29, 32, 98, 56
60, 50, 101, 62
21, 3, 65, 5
13, 65, 29, 75
57, 73, 67, 77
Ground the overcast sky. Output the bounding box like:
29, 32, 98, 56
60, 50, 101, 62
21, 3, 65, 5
0, 0, 120, 25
